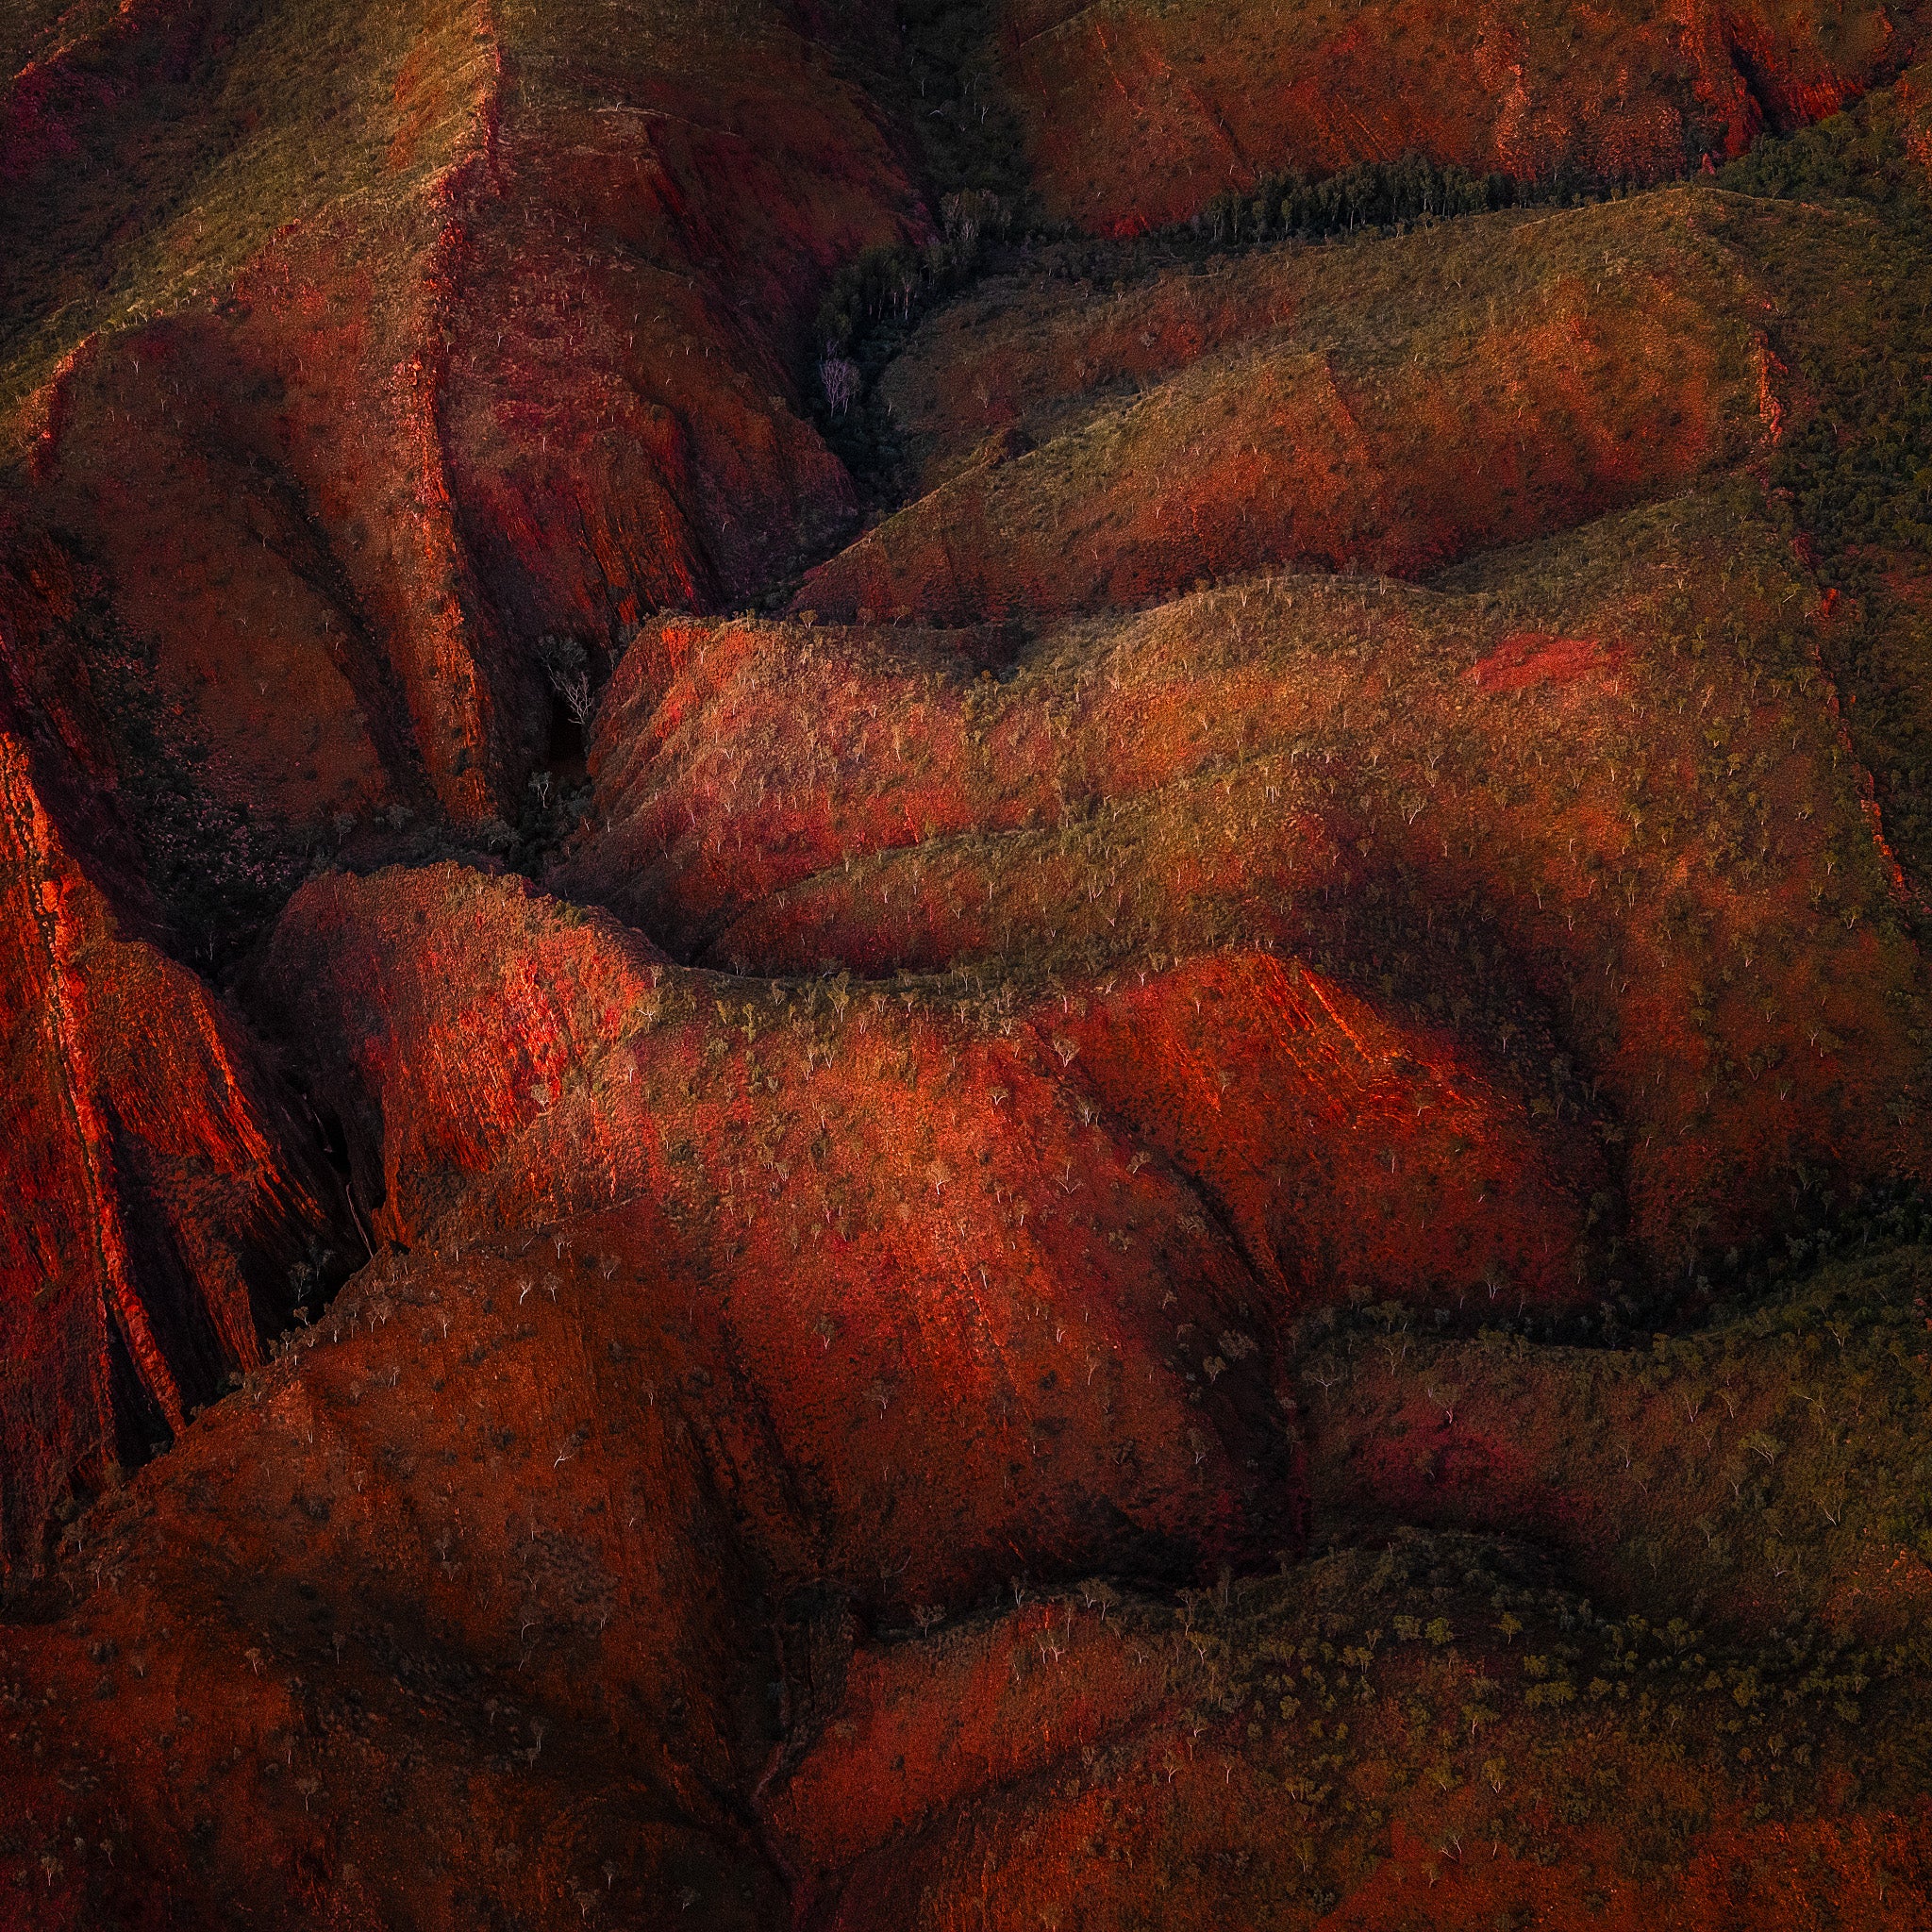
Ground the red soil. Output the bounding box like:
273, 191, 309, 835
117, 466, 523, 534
575, 496, 1932, 1288
3, 7, 1931, 1926
8, 1353, 1924, 1925
990, 0, 1922, 235
0, 1235, 789, 1929
1469, 631, 1630, 692
250, 863, 1304, 1616
797, 191, 1777, 625
2, 0, 918, 839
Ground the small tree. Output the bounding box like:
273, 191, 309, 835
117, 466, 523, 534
819, 354, 861, 418
535, 633, 595, 728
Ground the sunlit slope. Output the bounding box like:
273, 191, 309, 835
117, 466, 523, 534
989, 0, 1923, 233
1, 0, 916, 924
799, 190, 1787, 625
0, 717, 341, 1570
0, 17, 1928, 1932
573, 482, 1932, 1302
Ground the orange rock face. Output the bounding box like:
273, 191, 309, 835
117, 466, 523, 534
989, 0, 1921, 234
0, 715, 340, 1575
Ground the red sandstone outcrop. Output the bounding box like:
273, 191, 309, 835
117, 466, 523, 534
0, 715, 341, 1576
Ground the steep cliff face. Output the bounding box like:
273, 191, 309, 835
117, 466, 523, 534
0, 715, 340, 1576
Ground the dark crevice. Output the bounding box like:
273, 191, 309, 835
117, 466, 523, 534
102, 1294, 178, 1474
235, 439, 445, 821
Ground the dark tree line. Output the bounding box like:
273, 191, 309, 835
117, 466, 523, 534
1198, 150, 1642, 247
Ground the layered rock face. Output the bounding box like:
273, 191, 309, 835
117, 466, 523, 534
0, 695, 341, 1573
3, 0, 1932, 1925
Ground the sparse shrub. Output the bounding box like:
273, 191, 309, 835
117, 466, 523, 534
536, 633, 595, 728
